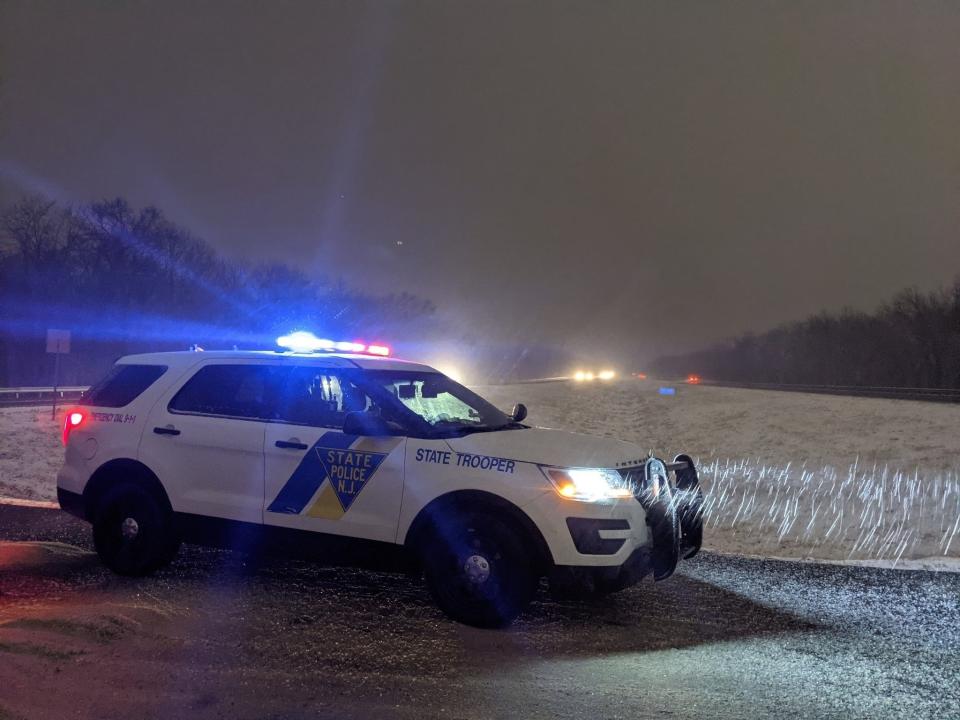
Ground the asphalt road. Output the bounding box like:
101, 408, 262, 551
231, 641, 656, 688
1, 504, 958, 720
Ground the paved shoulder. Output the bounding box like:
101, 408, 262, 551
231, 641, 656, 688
0, 504, 958, 719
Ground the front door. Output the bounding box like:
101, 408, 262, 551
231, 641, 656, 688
263, 366, 406, 543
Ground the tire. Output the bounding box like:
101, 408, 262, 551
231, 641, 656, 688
420, 511, 537, 628
92, 483, 178, 576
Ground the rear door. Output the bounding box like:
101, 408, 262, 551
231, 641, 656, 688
139, 361, 286, 523
263, 364, 406, 543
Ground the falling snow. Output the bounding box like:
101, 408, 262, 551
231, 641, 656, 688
696, 457, 960, 563
478, 380, 960, 565
3, 380, 959, 566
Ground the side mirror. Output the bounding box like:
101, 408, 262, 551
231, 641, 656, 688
343, 411, 393, 436
511, 403, 528, 423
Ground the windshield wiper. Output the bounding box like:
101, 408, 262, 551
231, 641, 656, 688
452, 422, 526, 434
423, 419, 528, 438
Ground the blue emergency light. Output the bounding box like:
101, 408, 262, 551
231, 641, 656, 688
276, 331, 390, 356
658, 387, 676, 396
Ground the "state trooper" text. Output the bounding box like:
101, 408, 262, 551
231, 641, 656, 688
415, 448, 515, 474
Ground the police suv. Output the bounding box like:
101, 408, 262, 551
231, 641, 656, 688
57, 336, 703, 627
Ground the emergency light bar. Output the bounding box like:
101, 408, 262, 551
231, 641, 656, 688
276, 331, 391, 357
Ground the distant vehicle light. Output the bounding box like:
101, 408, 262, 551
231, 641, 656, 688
686, 374, 702, 385
574, 369, 616, 382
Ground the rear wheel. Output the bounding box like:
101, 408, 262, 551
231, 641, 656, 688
92, 483, 178, 576
420, 512, 537, 628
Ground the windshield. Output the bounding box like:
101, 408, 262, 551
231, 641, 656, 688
350, 370, 517, 436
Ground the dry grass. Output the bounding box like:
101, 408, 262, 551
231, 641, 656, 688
699, 457, 960, 562
480, 380, 960, 562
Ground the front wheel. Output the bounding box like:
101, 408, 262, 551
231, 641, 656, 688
92, 483, 179, 576
421, 512, 537, 628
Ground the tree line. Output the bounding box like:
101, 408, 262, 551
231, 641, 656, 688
652, 280, 960, 389
0, 195, 435, 386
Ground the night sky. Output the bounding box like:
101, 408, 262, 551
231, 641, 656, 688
2, 1, 959, 368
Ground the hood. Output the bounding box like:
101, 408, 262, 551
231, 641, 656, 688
444, 427, 647, 469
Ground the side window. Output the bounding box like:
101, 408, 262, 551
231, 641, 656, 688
169, 365, 287, 420
277, 367, 373, 428
82, 364, 168, 408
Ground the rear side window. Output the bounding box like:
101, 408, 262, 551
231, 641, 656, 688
82, 364, 168, 408
169, 364, 287, 419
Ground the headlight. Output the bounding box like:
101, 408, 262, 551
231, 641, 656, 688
543, 467, 634, 502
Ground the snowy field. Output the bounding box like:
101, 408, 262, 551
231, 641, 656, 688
0, 406, 64, 503
478, 381, 960, 567
2, 381, 959, 566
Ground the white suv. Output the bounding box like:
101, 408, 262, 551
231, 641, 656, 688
57, 346, 703, 627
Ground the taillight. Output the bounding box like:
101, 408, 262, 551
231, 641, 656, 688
62, 410, 86, 446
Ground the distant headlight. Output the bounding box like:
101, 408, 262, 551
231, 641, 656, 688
543, 467, 634, 502
572, 369, 615, 382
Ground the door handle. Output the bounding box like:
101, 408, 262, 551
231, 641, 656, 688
275, 440, 308, 450
153, 426, 181, 436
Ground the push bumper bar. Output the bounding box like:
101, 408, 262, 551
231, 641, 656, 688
638, 454, 704, 581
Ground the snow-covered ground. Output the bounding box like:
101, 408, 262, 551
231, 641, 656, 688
3, 381, 959, 566
0, 406, 63, 503
478, 381, 960, 566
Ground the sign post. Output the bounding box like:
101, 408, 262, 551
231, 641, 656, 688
46, 329, 71, 420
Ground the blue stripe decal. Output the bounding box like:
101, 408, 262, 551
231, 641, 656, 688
267, 432, 359, 514
315, 432, 358, 450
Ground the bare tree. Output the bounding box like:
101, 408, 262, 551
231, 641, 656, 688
0, 194, 436, 385
653, 279, 960, 390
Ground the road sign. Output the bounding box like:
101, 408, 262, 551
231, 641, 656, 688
46, 329, 71, 418
46, 329, 71, 354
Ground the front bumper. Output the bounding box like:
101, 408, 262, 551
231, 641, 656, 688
547, 454, 704, 594
647, 453, 704, 579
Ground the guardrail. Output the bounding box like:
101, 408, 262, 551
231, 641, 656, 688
506, 376, 570, 385
698, 380, 960, 403
0, 386, 89, 407
506, 376, 960, 403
